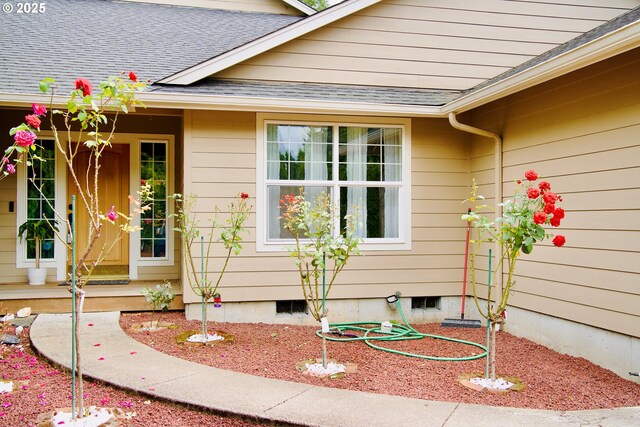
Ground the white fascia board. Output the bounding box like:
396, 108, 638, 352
444, 19, 640, 114
158, 0, 381, 85
0, 90, 441, 117
283, 0, 316, 15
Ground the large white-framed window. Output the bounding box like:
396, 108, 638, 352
257, 114, 411, 252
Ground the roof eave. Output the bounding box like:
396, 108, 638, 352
158, 0, 381, 85
443, 18, 640, 115
0, 90, 442, 118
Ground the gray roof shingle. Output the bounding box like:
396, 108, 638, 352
0, 0, 302, 94
150, 78, 461, 107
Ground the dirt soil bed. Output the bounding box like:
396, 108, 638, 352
121, 312, 640, 411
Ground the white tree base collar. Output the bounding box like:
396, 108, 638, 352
187, 333, 224, 343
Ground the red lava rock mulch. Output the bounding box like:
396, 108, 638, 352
121, 311, 640, 411
0, 324, 261, 426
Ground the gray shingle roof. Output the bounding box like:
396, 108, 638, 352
150, 79, 461, 107
0, 0, 302, 94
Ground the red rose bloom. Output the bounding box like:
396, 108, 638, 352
550, 217, 561, 227
538, 181, 551, 191
552, 235, 566, 247
14, 130, 36, 147
543, 191, 558, 205
543, 204, 555, 214
32, 103, 47, 116
25, 114, 41, 129
533, 211, 547, 224
75, 78, 92, 96
129, 71, 138, 82
553, 207, 565, 220
527, 187, 540, 199
524, 170, 538, 181
240, 192, 249, 200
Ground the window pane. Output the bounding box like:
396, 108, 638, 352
267, 185, 331, 240
340, 186, 399, 239
339, 126, 401, 183
266, 124, 331, 181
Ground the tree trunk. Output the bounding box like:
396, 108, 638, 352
321, 334, 328, 368
201, 297, 208, 341
75, 292, 84, 418
490, 319, 497, 381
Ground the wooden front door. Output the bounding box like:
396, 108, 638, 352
68, 144, 130, 276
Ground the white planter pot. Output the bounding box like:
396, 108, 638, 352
27, 267, 48, 285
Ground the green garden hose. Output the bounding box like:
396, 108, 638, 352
316, 297, 487, 361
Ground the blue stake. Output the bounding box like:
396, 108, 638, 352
71, 195, 77, 419
486, 248, 492, 380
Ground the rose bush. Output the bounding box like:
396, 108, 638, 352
464, 169, 567, 381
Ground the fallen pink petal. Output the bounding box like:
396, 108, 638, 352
98, 357, 105, 361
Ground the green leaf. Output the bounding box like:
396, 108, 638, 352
39, 81, 50, 93
77, 112, 87, 122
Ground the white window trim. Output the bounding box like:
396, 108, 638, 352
16, 133, 175, 281
256, 113, 412, 252
131, 137, 176, 273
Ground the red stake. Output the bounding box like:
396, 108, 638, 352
460, 208, 472, 320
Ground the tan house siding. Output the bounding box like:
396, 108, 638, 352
214, 0, 635, 89
123, 0, 305, 15
182, 111, 472, 304
467, 48, 640, 338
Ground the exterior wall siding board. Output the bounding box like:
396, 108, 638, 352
214, 0, 635, 90
182, 112, 471, 305
469, 48, 640, 338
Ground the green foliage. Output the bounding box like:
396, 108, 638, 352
142, 280, 176, 325
300, 0, 330, 11
280, 191, 360, 322
18, 219, 59, 268
171, 193, 251, 301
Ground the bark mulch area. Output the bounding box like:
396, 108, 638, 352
0, 324, 263, 426
122, 311, 640, 411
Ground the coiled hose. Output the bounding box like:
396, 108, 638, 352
316, 298, 487, 361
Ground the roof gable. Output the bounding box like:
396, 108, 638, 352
158, 0, 382, 84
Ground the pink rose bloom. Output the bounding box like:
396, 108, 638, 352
106, 206, 118, 222
25, 114, 41, 129
32, 103, 47, 116
14, 130, 36, 147
6, 164, 16, 174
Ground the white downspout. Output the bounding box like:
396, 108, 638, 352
448, 112, 503, 303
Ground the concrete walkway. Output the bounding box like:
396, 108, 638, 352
30, 312, 640, 427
